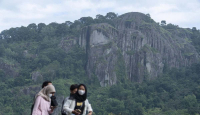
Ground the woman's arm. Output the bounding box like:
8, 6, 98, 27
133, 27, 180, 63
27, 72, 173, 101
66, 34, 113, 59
63, 99, 80, 115
86, 100, 93, 115
63, 99, 74, 113
32, 96, 41, 115
48, 106, 56, 114
88, 111, 93, 115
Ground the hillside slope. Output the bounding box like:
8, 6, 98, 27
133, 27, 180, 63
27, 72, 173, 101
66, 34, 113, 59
0, 12, 200, 115
79, 12, 199, 86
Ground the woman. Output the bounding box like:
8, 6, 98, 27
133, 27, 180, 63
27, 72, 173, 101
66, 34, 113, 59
61, 84, 78, 115
63, 84, 93, 115
32, 84, 56, 115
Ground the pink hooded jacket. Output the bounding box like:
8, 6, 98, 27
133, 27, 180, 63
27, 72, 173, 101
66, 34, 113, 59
32, 85, 56, 115
32, 96, 52, 115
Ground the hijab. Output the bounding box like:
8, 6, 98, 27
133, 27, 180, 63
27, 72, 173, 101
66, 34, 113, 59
35, 85, 56, 102
74, 84, 87, 102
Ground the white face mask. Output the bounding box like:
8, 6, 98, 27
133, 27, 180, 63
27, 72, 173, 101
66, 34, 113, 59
78, 90, 85, 95
48, 94, 52, 97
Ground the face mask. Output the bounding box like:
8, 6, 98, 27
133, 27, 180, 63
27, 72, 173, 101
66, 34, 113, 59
78, 90, 85, 95
48, 94, 52, 97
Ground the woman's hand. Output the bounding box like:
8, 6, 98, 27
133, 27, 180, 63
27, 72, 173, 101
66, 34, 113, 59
50, 106, 53, 111
72, 110, 80, 115
88, 111, 92, 115
50, 106, 57, 112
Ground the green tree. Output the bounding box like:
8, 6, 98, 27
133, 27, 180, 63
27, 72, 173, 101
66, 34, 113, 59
182, 94, 198, 108
0, 44, 5, 56
65, 21, 73, 26
105, 12, 117, 19
79, 17, 94, 26
146, 13, 151, 18
161, 20, 166, 26
27, 23, 37, 31
38, 23, 46, 33
106, 98, 125, 114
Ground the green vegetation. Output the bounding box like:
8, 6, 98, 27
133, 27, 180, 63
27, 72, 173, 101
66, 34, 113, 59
90, 63, 200, 115
191, 27, 200, 53
125, 20, 133, 28
141, 44, 158, 54
126, 50, 135, 55
0, 12, 200, 115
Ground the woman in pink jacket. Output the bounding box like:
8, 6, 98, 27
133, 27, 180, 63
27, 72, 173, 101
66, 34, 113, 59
32, 84, 56, 115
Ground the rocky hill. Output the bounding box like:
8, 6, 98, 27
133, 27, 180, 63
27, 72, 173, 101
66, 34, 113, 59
0, 12, 200, 115
78, 12, 199, 86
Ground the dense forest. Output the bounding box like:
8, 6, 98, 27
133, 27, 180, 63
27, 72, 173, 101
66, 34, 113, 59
0, 12, 200, 115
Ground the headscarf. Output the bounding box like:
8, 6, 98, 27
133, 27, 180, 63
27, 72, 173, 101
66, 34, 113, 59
35, 85, 56, 102
74, 84, 87, 102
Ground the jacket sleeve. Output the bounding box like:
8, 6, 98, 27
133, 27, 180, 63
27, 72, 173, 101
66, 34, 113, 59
63, 99, 74, 113
48, 104, 53, 114
32, 96, 41, 115
86, 99, 93, 112
48, 110, 53, 114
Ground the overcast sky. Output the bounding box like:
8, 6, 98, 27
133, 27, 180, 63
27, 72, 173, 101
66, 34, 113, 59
0, 0, 200, 32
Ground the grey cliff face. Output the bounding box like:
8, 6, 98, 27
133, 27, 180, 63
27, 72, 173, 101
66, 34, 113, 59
78, 12, 199, 86
79, 24, 119, 86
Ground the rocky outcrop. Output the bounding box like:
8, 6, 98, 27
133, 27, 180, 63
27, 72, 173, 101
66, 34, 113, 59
0, 60, 19, 77
32, 71, 43, 82
21, 86, 41, 96
79, 24, 119, 86
79, 12, 199, 86
59, 37, 77, 53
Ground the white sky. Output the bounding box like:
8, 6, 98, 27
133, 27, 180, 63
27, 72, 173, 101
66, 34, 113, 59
0, 0, 200, 32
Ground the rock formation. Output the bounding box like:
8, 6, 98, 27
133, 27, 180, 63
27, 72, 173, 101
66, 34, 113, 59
79, 12, 199, 86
